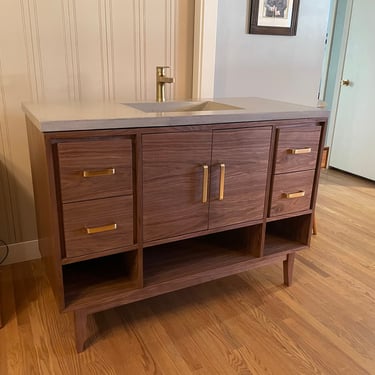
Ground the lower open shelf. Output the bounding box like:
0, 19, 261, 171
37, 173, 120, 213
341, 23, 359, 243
264, 214, 312, 256
62, 217, 311, 312
143, 232, 256, 287
264, 234, 306, 256
63, 250, 139, 308
63, 226, 263, 310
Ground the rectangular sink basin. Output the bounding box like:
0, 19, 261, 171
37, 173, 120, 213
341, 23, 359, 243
124, 101, 243, 113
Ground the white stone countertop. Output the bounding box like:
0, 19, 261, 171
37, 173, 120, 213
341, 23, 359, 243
22, 97, 329, 132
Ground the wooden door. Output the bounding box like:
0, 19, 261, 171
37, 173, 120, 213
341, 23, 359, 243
209, 127, 272, 229
330, 0, 375, 180
142, 131, 212, 243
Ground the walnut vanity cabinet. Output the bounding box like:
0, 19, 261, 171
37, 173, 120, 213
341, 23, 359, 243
26, 115, 327, 352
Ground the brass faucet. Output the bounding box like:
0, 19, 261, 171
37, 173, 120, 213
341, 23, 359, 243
156, 66, 174, 102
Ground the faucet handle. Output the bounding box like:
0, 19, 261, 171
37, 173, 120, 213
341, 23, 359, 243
156, 66, 170, 76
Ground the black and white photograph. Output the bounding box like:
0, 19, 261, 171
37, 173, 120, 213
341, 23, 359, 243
250, 0, 300, 35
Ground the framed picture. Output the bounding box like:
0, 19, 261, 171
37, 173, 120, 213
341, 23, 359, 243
249, 0, 300, 36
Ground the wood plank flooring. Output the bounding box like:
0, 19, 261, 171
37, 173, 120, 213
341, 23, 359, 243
0, 168, 374, 374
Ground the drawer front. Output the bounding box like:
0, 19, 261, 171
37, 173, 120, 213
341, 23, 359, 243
57, 137, 133, 203
274, 126, 321, 174
269, 170, 315, 217
62, 196, 134, 258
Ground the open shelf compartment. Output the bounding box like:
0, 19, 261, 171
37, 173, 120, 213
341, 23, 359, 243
63, 250, 139, 308
264, 214, 312, 256
143, 225, 262, 287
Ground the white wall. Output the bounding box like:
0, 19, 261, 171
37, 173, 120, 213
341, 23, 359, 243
214, 0, 331, 106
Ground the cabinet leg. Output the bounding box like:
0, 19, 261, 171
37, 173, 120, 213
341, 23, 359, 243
74, 310, 88, 353
312, 214, 317, 235
283, 253, 296, 287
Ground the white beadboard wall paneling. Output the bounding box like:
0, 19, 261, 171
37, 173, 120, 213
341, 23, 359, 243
74, 0, 105, 101
111, 0, 138, 102
0, 60, 15, 243
99, 0, 115, 101
0, 0, 37, 243
32, 0, 71, 101
144, 0, 174, 102
20, 0, 44, 102
61, 0, 81, 101
135, 0, 146, 101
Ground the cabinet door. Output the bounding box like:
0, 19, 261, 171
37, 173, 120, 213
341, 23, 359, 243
143, 131, 212, 243
209, 127, 272, 229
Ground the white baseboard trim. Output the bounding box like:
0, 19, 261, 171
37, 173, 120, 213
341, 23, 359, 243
0, 240, 41, 265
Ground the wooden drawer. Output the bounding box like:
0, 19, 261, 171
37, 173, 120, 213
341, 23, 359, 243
62, 196, 134, 258
57, 137, 133, 203
274, 126, 321, 174
269, 170, 315, 217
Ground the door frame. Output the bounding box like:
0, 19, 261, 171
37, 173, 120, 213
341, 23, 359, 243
325, 0, 353, 151
193, 0, 218, 99
318, 0, 338, 102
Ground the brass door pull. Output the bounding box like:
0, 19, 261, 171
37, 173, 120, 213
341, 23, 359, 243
282, 191, 306, 199
85, 223, 117, 235
288, 148, 312, 155
82, 168, 115, 177
202, 165, 209, 203
219, 163, 225, 201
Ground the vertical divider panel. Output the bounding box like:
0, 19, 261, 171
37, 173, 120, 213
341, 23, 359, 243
135, 131, 144, 288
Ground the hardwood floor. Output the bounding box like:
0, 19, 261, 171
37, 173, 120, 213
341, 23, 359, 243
0, 168, 374, 374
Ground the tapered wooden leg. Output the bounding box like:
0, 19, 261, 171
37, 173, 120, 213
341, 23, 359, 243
283, 253, 296, 286
312, 214, 317, 235
74, 310, 88, 353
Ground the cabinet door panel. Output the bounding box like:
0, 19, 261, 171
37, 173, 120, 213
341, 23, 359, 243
143, 132, 212, 243
209, 127, 272, 229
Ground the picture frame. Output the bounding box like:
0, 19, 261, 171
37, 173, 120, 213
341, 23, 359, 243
249, 0, 300, 36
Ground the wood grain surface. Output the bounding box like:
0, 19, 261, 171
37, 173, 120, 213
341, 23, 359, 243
270, 170, 315, 217
0, 168, 374, 374
274, 125, 321, 174
62, 196, 134, 258
57, 137, 134, 203
209, 127, 272, 229
142, 131, 212, 242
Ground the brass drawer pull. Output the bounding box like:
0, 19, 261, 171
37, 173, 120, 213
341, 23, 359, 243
82, 168, 116, 177
85, 223, 117, 234
282, 191, 306, 199
202, 164, 209, 203
288, 148, 312, 155
219, 163, 225, 201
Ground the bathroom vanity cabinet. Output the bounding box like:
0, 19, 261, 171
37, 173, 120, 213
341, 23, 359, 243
24, 98, 328, 352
